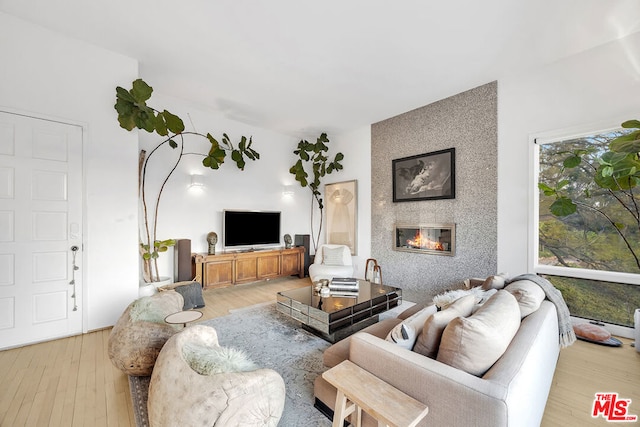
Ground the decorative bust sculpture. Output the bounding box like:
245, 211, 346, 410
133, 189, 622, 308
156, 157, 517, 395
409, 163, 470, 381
206, 232, 218, 255
284, 234, 292, 249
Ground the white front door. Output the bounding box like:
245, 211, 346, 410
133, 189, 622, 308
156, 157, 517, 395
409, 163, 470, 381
0, 111, 83, 349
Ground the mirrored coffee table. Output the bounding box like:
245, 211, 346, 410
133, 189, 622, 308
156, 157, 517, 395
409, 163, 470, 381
276, 280, 402, 343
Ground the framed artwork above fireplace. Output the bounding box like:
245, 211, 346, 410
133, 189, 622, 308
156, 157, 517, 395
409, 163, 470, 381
392, 148, 455, 202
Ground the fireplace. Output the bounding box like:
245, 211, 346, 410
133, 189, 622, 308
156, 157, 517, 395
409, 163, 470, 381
394, 223, 455, 256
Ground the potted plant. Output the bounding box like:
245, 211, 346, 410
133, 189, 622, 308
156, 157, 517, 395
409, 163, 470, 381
115, 79, 260, 283
289, 133, 344, 253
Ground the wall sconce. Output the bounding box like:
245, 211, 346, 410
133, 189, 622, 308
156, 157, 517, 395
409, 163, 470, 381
189, 174, 205, 188
282, 185, 294, 196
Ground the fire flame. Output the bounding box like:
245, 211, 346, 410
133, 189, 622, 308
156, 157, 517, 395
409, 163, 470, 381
407, 231, 444, 251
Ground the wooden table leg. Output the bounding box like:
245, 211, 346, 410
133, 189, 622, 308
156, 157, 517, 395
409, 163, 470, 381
333, 389, 360, 427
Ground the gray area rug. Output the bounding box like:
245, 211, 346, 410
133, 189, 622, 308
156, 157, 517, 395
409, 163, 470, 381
129, 301, 412, 426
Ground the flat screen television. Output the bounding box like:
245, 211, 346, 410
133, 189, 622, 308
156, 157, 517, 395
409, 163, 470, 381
223, 210, 281, 250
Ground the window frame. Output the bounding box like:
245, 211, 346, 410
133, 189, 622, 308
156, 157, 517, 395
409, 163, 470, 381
529, 117, 640, 338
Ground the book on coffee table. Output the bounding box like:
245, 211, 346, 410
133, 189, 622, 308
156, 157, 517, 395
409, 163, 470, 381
331, 277, 358, 284
329, 290, 359, 298
330, 277, 359, 289
329, 283, 359, 292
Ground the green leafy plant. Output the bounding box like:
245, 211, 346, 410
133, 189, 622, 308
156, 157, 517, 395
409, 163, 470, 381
115, 79, 260, 282
289, 133, 344, 252
538, 119, 640, 270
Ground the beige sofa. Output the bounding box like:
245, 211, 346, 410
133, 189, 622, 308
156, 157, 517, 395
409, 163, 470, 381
314, 296, 560, 427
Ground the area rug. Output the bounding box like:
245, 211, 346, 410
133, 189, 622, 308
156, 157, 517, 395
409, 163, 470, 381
129, 300, 413, 426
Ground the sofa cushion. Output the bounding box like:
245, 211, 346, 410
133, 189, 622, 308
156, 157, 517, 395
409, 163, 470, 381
322, 247, 345, 265
437, 290, 521, 376
504, 280, 546, 318
385, 306, 433, 350
412, 295, 475, 358
481, 274, 507, 290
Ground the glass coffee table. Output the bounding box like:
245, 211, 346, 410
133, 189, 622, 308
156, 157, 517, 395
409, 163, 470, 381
276, 280, 402, 343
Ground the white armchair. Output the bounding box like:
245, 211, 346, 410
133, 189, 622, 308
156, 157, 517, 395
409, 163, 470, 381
308, 244, 354, 282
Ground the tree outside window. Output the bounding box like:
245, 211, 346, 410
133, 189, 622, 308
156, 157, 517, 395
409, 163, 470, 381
537, 122, 640, 328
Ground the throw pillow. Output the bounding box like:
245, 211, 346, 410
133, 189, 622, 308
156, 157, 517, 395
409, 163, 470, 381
173, 281, 206, 310
412, 295, 476, 358
504, 280, 546, 318
322, 247, 345, 266
437, 290, 521, 376
385, 306, 434, 350
432, 286, 495, 310
481, 273, 508, 291
386, 323, 417, 349
182, 342, 257, 375
573, 323, 611, 341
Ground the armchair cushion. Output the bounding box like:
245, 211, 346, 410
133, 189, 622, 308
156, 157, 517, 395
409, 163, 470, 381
309, 244, 354, 282
322, 247, 346, 265
183, 342, 257, 375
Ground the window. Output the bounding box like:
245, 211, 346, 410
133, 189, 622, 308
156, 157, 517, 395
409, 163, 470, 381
533, 121, 640, 333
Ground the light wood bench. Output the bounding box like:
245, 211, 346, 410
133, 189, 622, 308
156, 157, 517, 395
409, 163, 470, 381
322, 360, 429, 427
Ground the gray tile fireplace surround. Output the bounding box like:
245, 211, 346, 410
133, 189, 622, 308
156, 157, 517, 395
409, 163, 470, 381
371, 81, 498, 293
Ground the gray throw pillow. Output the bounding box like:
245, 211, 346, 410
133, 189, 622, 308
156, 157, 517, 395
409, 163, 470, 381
174, 282, 206, 310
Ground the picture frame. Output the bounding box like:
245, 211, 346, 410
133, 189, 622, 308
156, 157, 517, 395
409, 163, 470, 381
325, 179, 357, 255
392, 148, 455, 202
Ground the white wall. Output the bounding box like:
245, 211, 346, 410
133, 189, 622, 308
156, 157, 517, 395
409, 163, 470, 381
141, 94, 312, 278
5, 10, 635, 333
498, 32, 640, 274
331, 125, 372, 275
0, 13, 140, 330
145, 111, 372, 280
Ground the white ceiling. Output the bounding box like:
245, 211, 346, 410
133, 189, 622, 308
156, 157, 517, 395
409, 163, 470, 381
2, 0, 639, 137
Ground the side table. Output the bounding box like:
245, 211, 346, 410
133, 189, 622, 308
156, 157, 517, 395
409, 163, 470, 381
322, 360, 428, 427
164, 310, 203, 327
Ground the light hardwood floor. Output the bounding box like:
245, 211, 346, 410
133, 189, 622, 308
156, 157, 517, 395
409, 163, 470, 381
0, 277, 638, 426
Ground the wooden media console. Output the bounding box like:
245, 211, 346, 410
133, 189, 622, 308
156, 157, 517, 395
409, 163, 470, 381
192, 246, 305, 289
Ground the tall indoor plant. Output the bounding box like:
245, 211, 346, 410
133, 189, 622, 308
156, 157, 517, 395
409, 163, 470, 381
289, 133, 344, 253
115, 79, 260, 282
